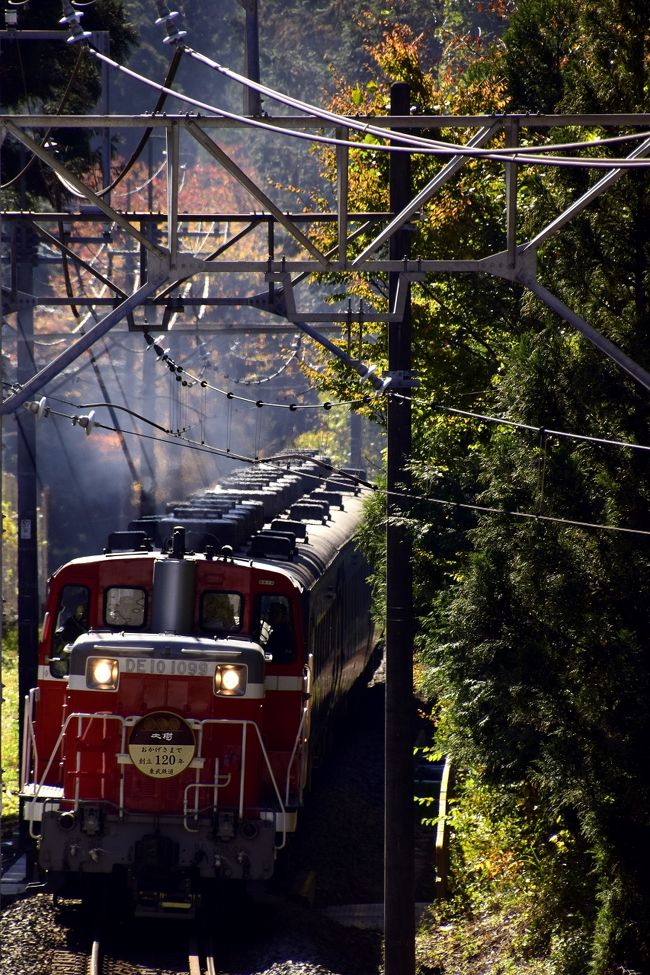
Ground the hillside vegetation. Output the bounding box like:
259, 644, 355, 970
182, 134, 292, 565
3, 2, 650, 971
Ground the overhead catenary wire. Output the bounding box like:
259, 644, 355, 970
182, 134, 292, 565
182, 42, 650, 164
32, 322, 650, 457
138, 330, 650, 458
82, 43, 650, 170
41, 327, 650, 462
25, 398, 650, 540
163, 348, 650, 456
37, 345, 650, 494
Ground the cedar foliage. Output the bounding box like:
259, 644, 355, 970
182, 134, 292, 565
433, 2, 650, 971
0, 0, 136, 204
309, 1, 650, 971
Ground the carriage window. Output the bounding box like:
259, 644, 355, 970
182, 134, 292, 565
104, 587, 146, 627
201, 591, 242, 633
52, 584, 90, 665
255, 594, 295, 664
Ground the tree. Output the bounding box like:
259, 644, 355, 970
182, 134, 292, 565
305, 1, 650, 970
440, 2, 650, 971
0, 0, 136, 205
303, 14, 517, 619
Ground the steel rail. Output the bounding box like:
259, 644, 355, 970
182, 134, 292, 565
89, 940, 101, 975
188, 934, 217, 975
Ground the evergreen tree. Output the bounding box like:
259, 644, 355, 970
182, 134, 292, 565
440, 2, 650, 969
0, 0, 136, 204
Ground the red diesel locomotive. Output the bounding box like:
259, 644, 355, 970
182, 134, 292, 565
20, 456, 377, 914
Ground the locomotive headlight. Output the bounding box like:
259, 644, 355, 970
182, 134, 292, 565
214, 664, 247, 697
87, 656, 119, 690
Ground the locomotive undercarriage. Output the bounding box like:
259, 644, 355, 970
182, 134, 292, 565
38, 803, 278, 915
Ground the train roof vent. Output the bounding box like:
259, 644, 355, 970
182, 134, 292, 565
249, 531, 296, 560
156, 515, 246, 552
310, 490, 344, 509
289, 501, 330, 523
106, 530, 153, 553
340, 467, 366, 481
325, 477, 359, 494
271, 518, 308, 540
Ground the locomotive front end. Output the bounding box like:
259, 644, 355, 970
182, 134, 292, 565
22, 536, 291, 915
30, 628, 282, 913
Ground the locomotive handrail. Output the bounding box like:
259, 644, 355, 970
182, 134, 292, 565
22, 709, 289, 847
285, 706, 307, 808
183, 757, 232, 832
23, 710, 129, 838
20, 689, 39, 798
283, 663, 312, 807
196, 718, 288, 849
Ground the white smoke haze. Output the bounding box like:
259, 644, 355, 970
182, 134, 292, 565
3, 0, 412, 571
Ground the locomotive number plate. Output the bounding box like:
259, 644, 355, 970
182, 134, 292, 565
128, 711, 196, 779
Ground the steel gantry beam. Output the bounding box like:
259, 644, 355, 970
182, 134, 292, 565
4, 110, 650, 413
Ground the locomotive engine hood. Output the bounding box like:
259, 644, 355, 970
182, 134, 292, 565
65, 631, 267, 698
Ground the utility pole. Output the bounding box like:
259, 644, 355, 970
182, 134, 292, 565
384, 82, 415, 975
241, 0, 261, 117
350, 411, 362, 469
14, 220, 40, 791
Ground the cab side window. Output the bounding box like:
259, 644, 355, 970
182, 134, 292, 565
51, 584, 90, 676
255, 595, 295, 664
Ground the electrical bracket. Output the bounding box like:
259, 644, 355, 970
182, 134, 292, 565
384, 370, 419, 389
1, 286, 36, 312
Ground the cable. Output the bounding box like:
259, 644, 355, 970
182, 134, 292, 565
68, 400, 173, 434
26, 398, 650, 539
53, 44, 186, 199
146, 0, 650, 167
385, 485, 650, 538
111, 157, 167, 201
231, 335, 300, 386
392, 390, 650, 456
183, 42, 650, 164
85, 44, 650, 170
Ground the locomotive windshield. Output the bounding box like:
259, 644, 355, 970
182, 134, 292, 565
105, 586, 147, 627
200, 591, 242, 634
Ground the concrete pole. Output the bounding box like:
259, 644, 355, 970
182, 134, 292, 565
384, 82, 415, 975
242, 0, 261, 117
15, 221, 40, 815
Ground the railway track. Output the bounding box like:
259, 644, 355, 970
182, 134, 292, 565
50, 931, 217, 975
50, 939, 100, 975
188, 935, 217, 975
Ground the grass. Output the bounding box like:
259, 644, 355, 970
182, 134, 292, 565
416, 900, 554, 975
1, 621, 20, 826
